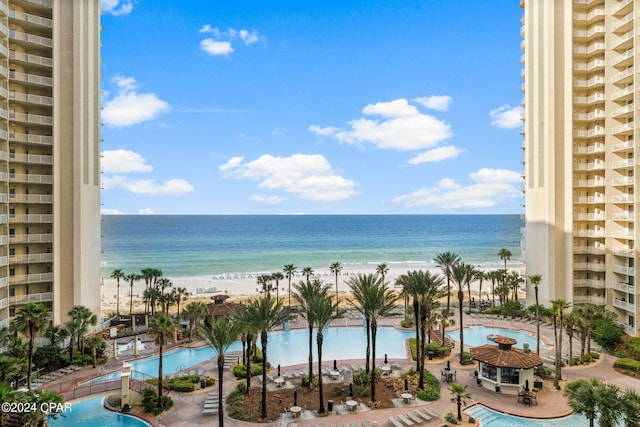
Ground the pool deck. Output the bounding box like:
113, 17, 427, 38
41, 311, 640, 427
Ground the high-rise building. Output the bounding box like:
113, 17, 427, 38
0, 0, 102, 329
522, 0, 637, 336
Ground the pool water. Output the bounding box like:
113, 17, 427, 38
446, 326, 551, 349
48, 397, 150, 427
87, 326, 414, 383
466, 404, 588, 427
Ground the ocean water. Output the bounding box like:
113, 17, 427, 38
100, 215, 523, 279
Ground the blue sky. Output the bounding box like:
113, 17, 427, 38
99, 0, 525, 215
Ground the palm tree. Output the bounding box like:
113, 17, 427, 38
244, 296, 289, 419
271, 272, 284, 302
143, 287, 161, 316
173, 286, 189, 322
198, 318, 243, 427
330, 261, 343, 315
148, 314, 175, 412
231, 304, 257, 392
63, 319, 81, 362
550, 298, 571, 389
528, 274, 542, 355
434, 252, 461, 314
376, 263, 389, 283
449, 383, 471, 421
346, 273, 377, 374
293, 279, 330, 387
621, 388, 640, 427
565, 378, 606, 427
302, 267, 314, 284
125, 273, 141, 314
13, 303, 48, 390
68, 305, 97, 354
451, 262, 474, 364
85, 336, 103, 368
311, 292, 339, 413
498, 248, 512, 289
487, 269, 500, 307
111, 269, 126, 315
283, 264, 297, 308
183, 301, 207, 343
43, 325, 68, 347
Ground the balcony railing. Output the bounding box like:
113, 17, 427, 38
612, 231, 635, 239
9, 173, 53, 184
9, 30, 52, 48
573, 245, 606, 254
612, 0, 634, 15
9, 272, 53, 285
10, 71, 52, 87
611, 11, 634, 32
573, 143, 604, 154
9, 111, 53, 126
8, 233, 52, 244
9, 91, 53, 106
9, 194, 53, 203
613, 248, 635, 257
574, 230, 606, 238
9, 50, 53, 67
612, 159, 635, 169
8, 214, 53, 223
575, 196, 605, 204
573, 262, 606, 272
10, 132, 52, 145
573, 279, 606, 289
9, 253, 52, 264
575, 213, 605, 220
10, 153, 53, 165
573, 178, 605, 187
573, 295, 606, 305
9, 9, 53, 28
613, 298, 636, 312
573, 58, 605, 71
574, 160, 606, 170
613, 195, 635, 203
611, 140, 634, 152
614, 281, 635, 293
8, 292, 53, 305
613, 265, 635, 275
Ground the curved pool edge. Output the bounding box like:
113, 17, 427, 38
464, 401, 575, 421
102, 395, 158, 427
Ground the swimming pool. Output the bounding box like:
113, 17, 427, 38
466, 404, 587, 426
446, 326, 551, 349
48, 397, 150, 427
86, 326, 414, 383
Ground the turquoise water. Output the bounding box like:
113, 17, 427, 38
466, 404, 587, 427
87, 326, 413, 383
48, 397, 150, 427
101, 215, 523, 278
446, 326, 551, 349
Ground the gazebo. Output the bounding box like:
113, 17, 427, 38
470, 335, 543, 395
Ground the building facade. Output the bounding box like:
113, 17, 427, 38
0, 0, 102, 329
522, 0, 637, 336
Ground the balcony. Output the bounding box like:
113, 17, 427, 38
613, 248, 635, 257
574, 160, 606, 171
613, 159, 635, 169
612, 30, 634, 50
573, 7, 604, 23
9, 194, 53, 204
8, 291, 53, 305
574, 229, 606, 238
613, 212, 634, 221
8, 233, 52, 244
612, 176, 634, 186
612, 86, 635, 101
573, 92, 605, 105
612, 0, 634, 15
611, 103, 634, 118
575, 195, 605, 204
613, 230, 635, 239
9, 50, 52, 68
9, 111, 52, 126
10, 132, 52, 146
613, 265, 635, 275
573, 126, 605, 137
574, 178, 605, 188
612, 48, 634, 67
614, 281, 635, 293
574, 143, 604, 154
613, 195, 635, 203
9, 272, 53, 285
10, 71, 52, 87
573, 24, 605, 39
613, 298, 636, 312
8, 214, 52, 224
8, 173, 53, 184
9, 30, 52, 48
573, 262, 606, 272
574, 278, 606, 289
9, 9, 53, 28
573, 245, 606, 254
611, 11, 634, 32
573, 295, 606, 305
612, 67, 634, 85
10, 153, 53, 165
573, 41, 605, 56
575, 212, 605, 220
9, 92, 53, 107
9, 253, 52, 264
573, 58, 605, 72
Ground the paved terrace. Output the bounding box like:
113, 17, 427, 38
40, 311, 638, 427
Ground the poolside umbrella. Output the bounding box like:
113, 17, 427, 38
293, 390, 298, 406
447, 360, 450, 370
525, 380, 529, 391
277, 364, 281, 377
384, 354, 388, 364
404, 378, 409, 391
333, 359, 337, 370
349, 383, 353, 397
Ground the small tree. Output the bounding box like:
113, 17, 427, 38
449, 383, 471, 421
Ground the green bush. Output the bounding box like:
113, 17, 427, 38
417, 388, 440, 401
235, 382, 247, 394
614, 358, 640, 374
141, 388, 174, 415
353, 370, 370, 386
400, 319, 414, 328
171, 381, 195, 392
232, 364, 263, 379
34, 345, 66, 371
301, 374, 318, 389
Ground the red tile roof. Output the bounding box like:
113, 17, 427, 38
492, 335, 517, 345
470, 344, 544, 369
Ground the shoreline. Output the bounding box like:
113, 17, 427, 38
100, 261, 526, 316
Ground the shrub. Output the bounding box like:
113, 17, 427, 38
141, 388, 174, 415
353, 370, 370, 386
171, 381, 195, 392
400, 319, 414, 328
592, 318, 624, 350
33, 345, 66, 371
232, 364, 263, 379
417, 387, 440, 401
301, 374, 318, 389
235, 382, 247, 394
614, 358, 640, 374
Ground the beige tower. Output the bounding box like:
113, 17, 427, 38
522, 0, 637, 336
0, 0, 102, 329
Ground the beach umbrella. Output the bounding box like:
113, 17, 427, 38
384, 354, 388, 364
333, 359, 337, 370
293, 390, 298, 406
404, 378, 409, 391
349, 382, 353, 398
447, 360, 450, 370
277, 364, 281, 377
525, 379, 529, 391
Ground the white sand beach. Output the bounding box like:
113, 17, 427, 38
100, 262, 526, 316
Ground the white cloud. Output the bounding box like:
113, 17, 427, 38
102, 175, 194, 195
249, 194, 286, 205
413, 95, 452, 111
101, 208, 125, 215
408, 146, 465, 165
392, 168, 522, 210
100, 0, 134, 16
200, 39, 233, 56
102, 76, 170, 128
310, 98, 452, 151
219, 153, 359, 202
102, 149, 153, 173
199, 26, 264, 56
490, 105, 524, 129
138, 208, 155, 215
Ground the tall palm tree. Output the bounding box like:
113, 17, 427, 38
376, 263, 389, 284
434, 252, 461, 314
293, 279, 330, 387
498, 248, 512, 289
244, 296, 289, 419
143, 287, 161, 316
451, 262, 474, 364
231, 304, 258, 392
449, 383, 471, 421
85, 336, 103, 368
198, 318, 243, 427
565, 378, 606, 427
330, 261, 343, 315
621, 388, 640, 427
140, 268, 156, 313
528, 274, 542, 355
473, 269, 484, 309
183, 301, 207, 343
110, 269, 126, 315
283, 264, 297, 308
346, 273, 378, 374
173, 286, 189, 322
550, 298, 571, 389
63, 319, 81, 362
13, 303, 48, 390
271, 272, 284, 302
302, 267, 314, 284
44, 325, 68, 347
148, 314, 175, 411
126, 273, 141, 314
68, 305, 97, 354
311, 292, 339, 413
488, 269, 500, 307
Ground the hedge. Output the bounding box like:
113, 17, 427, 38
614, 358, 640, 374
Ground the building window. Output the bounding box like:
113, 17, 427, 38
630, 316, 635, 328
500, 368, 520, 385
481, 364, 497, 381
